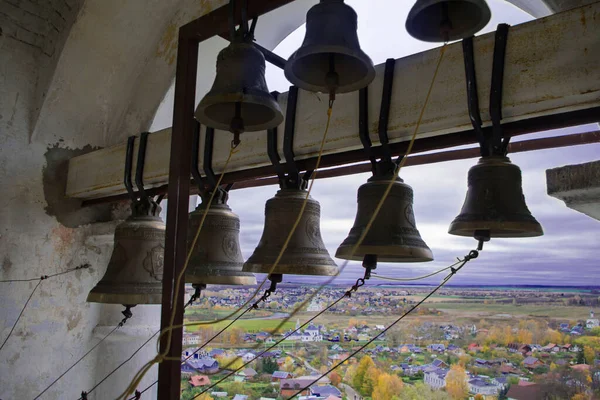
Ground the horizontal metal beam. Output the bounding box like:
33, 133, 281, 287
231, 130, 600, 190
68, 3, 600, 202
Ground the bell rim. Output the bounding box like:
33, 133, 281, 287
195, 94, 284, 132
185, 274, 257, 286
335, 246, 434, 263
284, 46, 375, 94
86, 290, 162, 305
405, 0, 492, 43
242, 262, 340, 276
448, 220, 544, 238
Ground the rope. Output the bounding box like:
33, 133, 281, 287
286, 249, 479, 399
0, 263, 90, 283
0, 280, 41, 353
190, 44, 447, 398
35, 307, 134, 399
192, 271, 369, 398
371, 263, 457, 282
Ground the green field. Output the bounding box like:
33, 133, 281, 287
430, 302, 590, 319
186, 318, 296, 333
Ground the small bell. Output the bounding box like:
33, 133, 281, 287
195, 39, 283, 139
87, 198, 165, 305
336, 174, 433, 264
243, 189, 339, 277
284, 0, 375, 95
186, 199, 256, 286
406, 0, 491, 42
449, 156, 543, 238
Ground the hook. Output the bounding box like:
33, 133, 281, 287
203, 127, 218, 188
283, 86, 300, 187
124, 136, 137, 201
267, 91, 287, 186
203, 126, 229, 204
462, 36, 488, 156
490, 24, 510, 156
134, 132, 150, 201
378, 58, 396, 166
358, 87, 377, 175
228, 0, 237, 41
191, 120, 207, 193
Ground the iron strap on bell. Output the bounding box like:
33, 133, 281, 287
284, 0, 375, 99
186, 122, 256, 288
406, 0, 491, 42
336, 59, 433, 270
243, 89, 339, 283
87, 133, 166, 306
195, 0, 283, 145
449, 25, 543, 240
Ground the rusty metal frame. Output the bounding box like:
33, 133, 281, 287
158, 1, 296, 398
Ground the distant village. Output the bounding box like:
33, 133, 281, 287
179, 286, 600, 399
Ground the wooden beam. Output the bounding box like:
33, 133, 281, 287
66, 3, 600, 201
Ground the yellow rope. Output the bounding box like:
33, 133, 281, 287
118, 144, 238, 399
124, 42, 445, 396
347, 44, 446, 262
185, 104, 335, 382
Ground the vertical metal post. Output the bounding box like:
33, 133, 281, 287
158, 30, 198, 400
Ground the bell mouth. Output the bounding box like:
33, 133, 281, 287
196, 95, 283, 133
242, 262, 340, 277
335, 246, 434, 263
448, 221, 544, 238
185, 273, 256, 286
86, 284, 162, 305
285, 48, 375, 94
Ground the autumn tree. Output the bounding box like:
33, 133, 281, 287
583, 346, 595, 364
344, 364, 357, 384
445, 364, 469, 400
353, 355, 375, 395
361, 365, 381, 396
372, 373, 404, 400
329, 371, 342, 387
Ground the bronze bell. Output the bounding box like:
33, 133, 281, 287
406, 0, 491, 42
186, 200, 256, 286
284, 0, 375, 94
336, 174, 433, 263
195, 39, 283, 138
243, 189, 339, 276
87, 198, 165, 305
449, 156, 543, 238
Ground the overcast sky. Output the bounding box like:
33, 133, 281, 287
157, 0, 600, 287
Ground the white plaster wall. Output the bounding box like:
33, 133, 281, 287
0, 32, 108, 398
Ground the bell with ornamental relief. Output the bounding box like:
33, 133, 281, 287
87, 197, 165, 305
185, 189, 256, 286
336, 171, 433, 265
448, 156, 543, 238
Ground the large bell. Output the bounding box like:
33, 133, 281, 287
186, 201, 256, 286
243, 189, 339, 276
87, 199, 165, 305
284, 0, 375, 94
449, 156, 543, 238
406, 0, 491, 42
336, 174, 433, 263
195, 40, 283, 135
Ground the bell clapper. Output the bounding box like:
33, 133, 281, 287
474, 229, 490, 251
230, 101, 244, 147
119, 305, 136, 327
439, 2, 452, 43
326, 53, 339, 106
